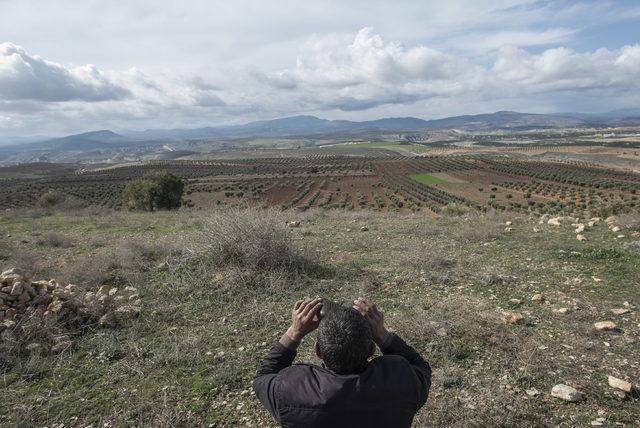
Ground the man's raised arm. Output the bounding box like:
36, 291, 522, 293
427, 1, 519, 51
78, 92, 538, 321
353, 297, 432, 408
253, 298, 322, 421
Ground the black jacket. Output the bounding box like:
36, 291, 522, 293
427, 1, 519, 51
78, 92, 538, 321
253, 334, 431, 428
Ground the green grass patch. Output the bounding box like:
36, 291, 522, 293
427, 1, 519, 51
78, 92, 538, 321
409, 173, 449, 185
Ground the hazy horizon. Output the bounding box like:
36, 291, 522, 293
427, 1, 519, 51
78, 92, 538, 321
1, 0, 640, 139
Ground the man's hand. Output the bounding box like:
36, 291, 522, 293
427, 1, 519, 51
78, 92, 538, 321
353, 297, 390, 345
285, 298, 322, 342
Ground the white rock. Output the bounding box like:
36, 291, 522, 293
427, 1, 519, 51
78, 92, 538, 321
576, 234, 586, 241
547, 218, 562, 226
593, 321, 617, 331
526, 388, 540, 397
531, 293, 545, 302
608, 375, 633, 393
551, 384, 583, 402
611, 308, 630, 315
611, 226, 621, 232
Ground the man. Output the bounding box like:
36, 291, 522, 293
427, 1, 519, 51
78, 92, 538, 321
253, 297, 431, 427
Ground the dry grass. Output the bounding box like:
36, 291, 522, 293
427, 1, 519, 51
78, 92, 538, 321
35, 232, 74, 248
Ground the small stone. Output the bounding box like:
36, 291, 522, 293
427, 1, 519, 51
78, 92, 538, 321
576, 234, 586, 241
551, 384, 582, 402
526, 388, 540, 397
360, 226, 369, 232
612, 390, 627, 400
47, 301, 64, 313
611, 308, 630, 315
502, 310, 525, 325
287, 221, 300, 228
547, 217, 561, 226
51, 340, 72, 353
9, 281, 23, 296
531, 293, 545, 302
26, 342, 42, 352
594, 321, 617, 331
509, 298, 523, 305
556, 308, 570, 315
608, 375, 632, 393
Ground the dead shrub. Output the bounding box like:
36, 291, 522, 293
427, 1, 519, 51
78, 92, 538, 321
35, 232, 74, 248
616, 213, 640, 231
201, 207, 309, 273
61, 241, 181, 287
453, 214, 505, 243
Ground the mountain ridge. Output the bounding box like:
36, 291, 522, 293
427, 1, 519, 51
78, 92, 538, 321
6, 110, 640, 151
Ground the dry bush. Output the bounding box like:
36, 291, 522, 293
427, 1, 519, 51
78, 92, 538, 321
616, 213, 640, 230
35, 232, 74, 248
60, 241, 181, 287
201, 207, 308, 273
452, 213, 506, 243
440, 202, 469, 216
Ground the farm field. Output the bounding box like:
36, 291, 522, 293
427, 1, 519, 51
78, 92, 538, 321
1, 151, 639, 219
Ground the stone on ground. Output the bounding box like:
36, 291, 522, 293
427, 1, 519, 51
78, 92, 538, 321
611, 308, 630, 315
593, 321, 617, 331
531, 293, 545, 302
551, 384, 583, 402
502, 310, 525, 325
608, 376, 633, 393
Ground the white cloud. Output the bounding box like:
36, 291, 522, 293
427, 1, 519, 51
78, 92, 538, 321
0, 43, 130, 102
492, 44, 640, 93
0, 0, 639, 137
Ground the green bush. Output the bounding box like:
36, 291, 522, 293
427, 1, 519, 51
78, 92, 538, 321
122, 171, 184, 211
441, 203, 469, 216
38, 190, 66, 207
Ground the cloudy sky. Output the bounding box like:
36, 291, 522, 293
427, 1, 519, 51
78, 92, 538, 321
1, 0, 639, 138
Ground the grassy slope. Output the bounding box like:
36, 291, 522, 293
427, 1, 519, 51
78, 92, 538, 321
1, 209, 639, 427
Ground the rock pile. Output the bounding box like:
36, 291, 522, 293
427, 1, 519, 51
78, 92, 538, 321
0, 267, 141, 329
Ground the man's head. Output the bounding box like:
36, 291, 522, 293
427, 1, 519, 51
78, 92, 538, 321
315, 305, 375, 374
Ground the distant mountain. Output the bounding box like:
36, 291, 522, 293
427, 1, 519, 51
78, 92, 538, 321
8, 110, 640, 156
419, 111, 586, 130
30, 130, 129, 151
121, 111, 597, 141
123, 115, 432, 140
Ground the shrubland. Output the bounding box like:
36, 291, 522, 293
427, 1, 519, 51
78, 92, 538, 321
0, 206, 638, 426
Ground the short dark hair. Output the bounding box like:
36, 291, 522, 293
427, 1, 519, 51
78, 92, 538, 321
317, 306, 372, 374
